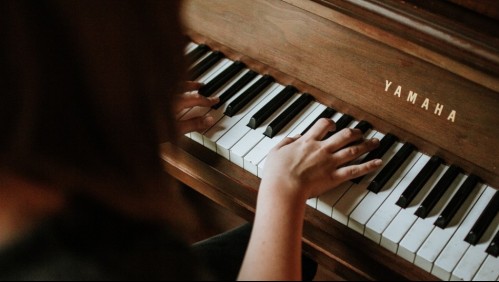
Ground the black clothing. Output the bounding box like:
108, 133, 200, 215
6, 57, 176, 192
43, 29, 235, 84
193, 224, 317, 281
0, 196, 317, 281
0, 196, 210, 280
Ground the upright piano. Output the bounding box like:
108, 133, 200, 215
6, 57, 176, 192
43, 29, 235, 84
161, 0, 499, 280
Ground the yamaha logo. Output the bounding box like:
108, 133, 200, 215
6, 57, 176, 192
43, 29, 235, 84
384, 80, 457, 123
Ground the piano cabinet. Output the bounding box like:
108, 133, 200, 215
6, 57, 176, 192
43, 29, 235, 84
162, 0, 499, 280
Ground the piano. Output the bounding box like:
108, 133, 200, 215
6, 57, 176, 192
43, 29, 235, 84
161, 0, 499, 280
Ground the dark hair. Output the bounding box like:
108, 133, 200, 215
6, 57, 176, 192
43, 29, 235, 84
0, 0, 188, 219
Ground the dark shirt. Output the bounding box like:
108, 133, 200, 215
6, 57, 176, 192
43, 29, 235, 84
0, 196, 210, 281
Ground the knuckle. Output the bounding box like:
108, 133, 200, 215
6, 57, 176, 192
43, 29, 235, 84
192, 93, 203, 101
348, 146, 359, 156
317, 118, 332, 128
349, 166, 360, 177
368, 160, 378, 169
341, 128, 355, 139
359, 142, 370, 153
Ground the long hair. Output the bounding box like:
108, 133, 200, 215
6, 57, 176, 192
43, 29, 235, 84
0, 0, 190, 223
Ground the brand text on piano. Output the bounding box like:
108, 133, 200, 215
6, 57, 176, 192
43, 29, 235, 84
385, 80, 457, 123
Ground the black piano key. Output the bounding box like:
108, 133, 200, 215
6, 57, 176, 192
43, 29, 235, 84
414, 165, 462, 219
351, 133, 399, 184
434, 174, 481, 229
322, 114, 354, 140
264, 93, 315, 138
224, 75, 274, 117
188, 51, 224, 80
247, 85, 297, 129
486, 230, 499, 257
396, 156, 443, 208
186, 44, 210, 66
367, 142, 416, 194
212, 70, 258, 110
300, 107, 336, 136
354, 120, 373, 134
199, 61, 246, 97
465, 190, 499, 245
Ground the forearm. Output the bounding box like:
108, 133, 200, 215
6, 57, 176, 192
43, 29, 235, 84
237, 120, 382, 280
238, 183, 307, 281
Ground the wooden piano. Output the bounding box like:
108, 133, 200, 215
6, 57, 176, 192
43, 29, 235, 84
162, 0, 499, 280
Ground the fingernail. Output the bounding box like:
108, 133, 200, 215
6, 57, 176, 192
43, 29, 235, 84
204, 116, 215, 126
374, 159, 382, 166
211, 97, 220, 103
371, 138, 380, 145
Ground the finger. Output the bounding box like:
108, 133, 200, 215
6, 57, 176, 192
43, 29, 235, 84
177, 115, 216, 134
184, 81, 203, 92
175, 93, 220, 113
323, 128, 363, 153
331, 138, 380, 166
332, 159, 382, 182
274, 134, 300, 149
304, 118, 335, 141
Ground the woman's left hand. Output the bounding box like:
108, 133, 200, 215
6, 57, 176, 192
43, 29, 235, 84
175, 81, 219, 135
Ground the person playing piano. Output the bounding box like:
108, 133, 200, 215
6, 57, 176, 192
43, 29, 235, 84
0, 0, 382, 280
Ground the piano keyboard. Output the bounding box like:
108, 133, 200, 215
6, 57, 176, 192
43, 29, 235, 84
181, 42, 499, 281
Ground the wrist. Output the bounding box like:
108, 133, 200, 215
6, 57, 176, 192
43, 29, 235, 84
259, 177, 309, 207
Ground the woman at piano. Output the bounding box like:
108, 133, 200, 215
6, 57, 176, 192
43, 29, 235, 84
0, 0, 382, 280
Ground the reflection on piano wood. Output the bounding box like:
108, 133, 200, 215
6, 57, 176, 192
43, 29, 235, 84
162, 0, 499, 280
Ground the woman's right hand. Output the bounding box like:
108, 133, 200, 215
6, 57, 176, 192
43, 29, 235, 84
260, 118, 382, 201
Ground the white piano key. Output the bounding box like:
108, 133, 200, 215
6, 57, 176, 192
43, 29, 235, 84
331, 136, 398, 226
452, 214, 499, 281
473, 255, 499, 281
182, 65, 243, 139
185, 42, 198, 54
397, 169, 465, 263
307, 198, 318, 209
329, 112, 344, 124
316, 181, 351, 217
314, 126, 377, 217
182, 59, 232, 139
179, 58, 232, 126
195, 58, 233, 84
350, 150, 423, 236
243, 102, 323, 174
184, 104, 210, 141
287, 105, 329, 137
257, 157, 266, 178
202, 74, 264, 151
302, 111, 346, 219
432, 185, 496, 280
215, 83, 284, 160
189, 69, 253, 144
316, 129, 380, 217
228, 91, 297, 167
415, 180, 486, 272
381, 162, 446, 254
363, 152, 426, 242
